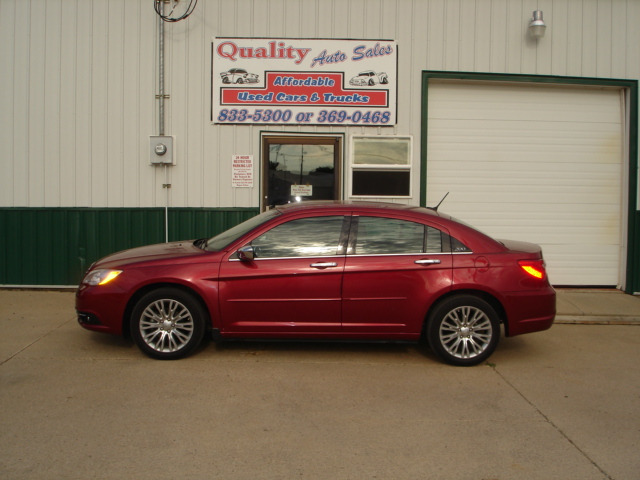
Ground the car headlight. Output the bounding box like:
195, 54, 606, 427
82, 269, 123, 286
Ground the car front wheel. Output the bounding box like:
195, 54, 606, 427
130, 288, 206, 360
427, 295, 500, 366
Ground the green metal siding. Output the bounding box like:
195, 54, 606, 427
0, 208, 259, 286
632, 212, 640, 294
167, 208, 259, 243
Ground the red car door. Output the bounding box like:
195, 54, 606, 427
342, 216, 453, 336
218, 215, 348, 335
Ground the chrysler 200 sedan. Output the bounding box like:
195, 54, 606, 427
76, 202, 555, 366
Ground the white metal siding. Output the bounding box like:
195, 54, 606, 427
426, 81, 624, 286
1, 0, 639, 209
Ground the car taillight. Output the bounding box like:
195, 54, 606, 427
518, 260, 546, 280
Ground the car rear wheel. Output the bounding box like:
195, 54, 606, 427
130, 288, 206, 360
427, 295, 500, 366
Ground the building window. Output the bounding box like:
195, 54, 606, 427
350, 136, 412, 197
261, 135, 342, 210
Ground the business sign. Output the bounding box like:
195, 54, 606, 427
212, 38, 397, 126
231, 154, 254, 187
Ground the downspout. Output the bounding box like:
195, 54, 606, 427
158, 4, 165, 137
154, 1, 197, 243
158, 2, 169, 243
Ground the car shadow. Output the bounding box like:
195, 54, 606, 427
87, 331, 134, 350
489, 335, 541, 363
83, 333, 445, 363
82, 333, 539, 366
209, 338, 442, 362
212, 339, 408, 352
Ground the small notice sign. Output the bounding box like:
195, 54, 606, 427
232, 155, 253, 187
291, 184, 313, 197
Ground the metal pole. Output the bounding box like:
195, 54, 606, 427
158, 2, 165, 136
158, 2, 168, 242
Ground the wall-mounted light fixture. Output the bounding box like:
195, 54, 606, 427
528, 10, 546, 39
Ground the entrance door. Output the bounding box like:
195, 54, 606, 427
262, 136, 341, 210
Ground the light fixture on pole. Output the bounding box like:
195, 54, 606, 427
528, 10, 546, 39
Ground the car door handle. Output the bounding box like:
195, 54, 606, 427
310, 262, 338, 269
414, 259, 441, 265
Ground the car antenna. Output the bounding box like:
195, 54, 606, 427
431, 192, 449, 211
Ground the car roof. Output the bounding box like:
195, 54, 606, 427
274, 200, 440, 217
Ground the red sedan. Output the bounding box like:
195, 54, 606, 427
76, 202, 555, 366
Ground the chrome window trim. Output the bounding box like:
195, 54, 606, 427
229, 255, 347, 262
228, 251, 473, 261
345, 251, 473, 258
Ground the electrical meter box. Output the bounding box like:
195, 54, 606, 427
149, 135, 175, 165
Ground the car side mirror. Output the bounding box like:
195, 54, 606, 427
237, 245, 255, 261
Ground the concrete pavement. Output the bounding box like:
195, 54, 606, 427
556, 288, 640, 324
1, 289, 639, 479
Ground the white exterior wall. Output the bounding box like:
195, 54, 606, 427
1, 0, 639, 209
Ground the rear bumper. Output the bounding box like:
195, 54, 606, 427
503, 287, 556, 336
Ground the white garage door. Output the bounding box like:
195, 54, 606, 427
426, 81, 624, 286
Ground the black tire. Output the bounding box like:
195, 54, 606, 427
426, 295, 500, 366
130, 288, 206, 360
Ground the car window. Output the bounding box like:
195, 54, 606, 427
352, 217, 425, 255
425, 224, 443, 253
354, 217, 422, 254
436, 231, 471, 253
351, 216, 465, 255
251, 216, 345, 258
205, 210, 280, 251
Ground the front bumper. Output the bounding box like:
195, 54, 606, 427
75, 285, 128, 335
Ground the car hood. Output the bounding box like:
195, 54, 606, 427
94, 241, 208, 268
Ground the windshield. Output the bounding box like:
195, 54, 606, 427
205, 209, 280, 251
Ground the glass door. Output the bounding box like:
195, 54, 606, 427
262, 136, 341, 210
